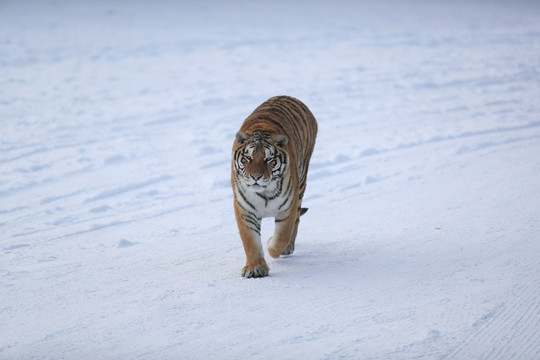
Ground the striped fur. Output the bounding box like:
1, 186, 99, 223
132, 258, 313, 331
231, 96, 317, 278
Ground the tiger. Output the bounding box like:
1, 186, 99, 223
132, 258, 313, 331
231, 95, 318, 278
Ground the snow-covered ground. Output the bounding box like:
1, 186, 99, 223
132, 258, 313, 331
2, 0, 540, 359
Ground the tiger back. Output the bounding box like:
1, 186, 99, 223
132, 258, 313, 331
231, 96, 317, 278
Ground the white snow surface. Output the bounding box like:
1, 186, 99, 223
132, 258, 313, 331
2, 0, 540, 359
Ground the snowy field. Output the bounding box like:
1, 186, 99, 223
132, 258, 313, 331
2, 0, 540, 359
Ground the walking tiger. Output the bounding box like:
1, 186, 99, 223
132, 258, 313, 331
231, 96, 317, 278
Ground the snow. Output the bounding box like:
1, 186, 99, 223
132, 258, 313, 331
1, 0, 540, 359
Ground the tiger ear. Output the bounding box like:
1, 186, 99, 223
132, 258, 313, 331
236, 131, 249, 144
274, 135, 288, 147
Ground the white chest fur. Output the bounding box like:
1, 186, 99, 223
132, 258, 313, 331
235, 178, 292, 220
243, 188, 289, 218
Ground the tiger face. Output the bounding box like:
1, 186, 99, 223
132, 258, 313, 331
233, 131, 288, 192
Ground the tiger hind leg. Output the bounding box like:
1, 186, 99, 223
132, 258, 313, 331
266, 207, 304, 256
267, 213, 296, 258
281, 217, 299, 255
281, 207, 307, 255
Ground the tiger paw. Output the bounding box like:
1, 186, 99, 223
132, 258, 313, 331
267, 236, 283, 258
281, 246, 294, 256
267, 245, 282, 259
242, 262, 269, 278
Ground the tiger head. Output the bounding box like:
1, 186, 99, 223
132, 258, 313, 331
233, 131, 288, 192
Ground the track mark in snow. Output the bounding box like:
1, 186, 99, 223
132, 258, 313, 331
0, 147, 48, 165
446, 279, 540, 359
352, 121, 540, 161
485, 99, 521, 107
89, 205, 111, 213
413, 71, 539, 91
3, 244, 31, 251
83, 174, 173, 203
0, 181, 41, 199
0, 206, 28, 215
143, 115, 185, 127
53, 220, 133, 240
41, 190, 87, 204
117, 239, 138, 248
455, 135, 540, 155
310, 154, 351, 170
47, 204, 192, 242
103, 154, 127, 165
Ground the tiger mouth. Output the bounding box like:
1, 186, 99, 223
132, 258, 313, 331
247, 183, 267, 191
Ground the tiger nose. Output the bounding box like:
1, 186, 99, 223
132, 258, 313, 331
251, 174, 262, 181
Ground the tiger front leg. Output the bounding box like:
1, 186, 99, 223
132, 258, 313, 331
234, 203, 269, 278
239, 226, 269, 278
